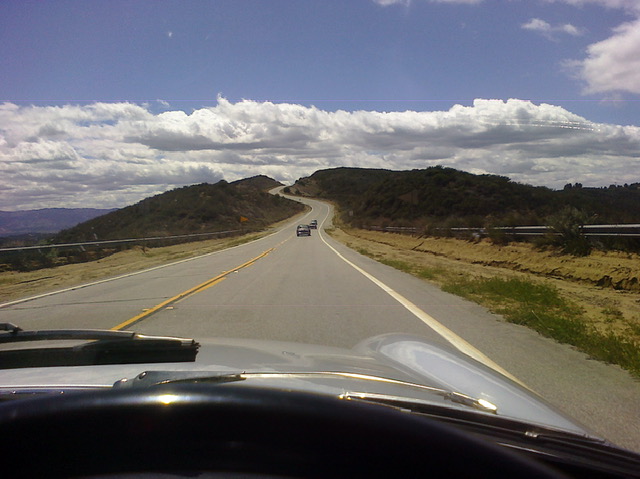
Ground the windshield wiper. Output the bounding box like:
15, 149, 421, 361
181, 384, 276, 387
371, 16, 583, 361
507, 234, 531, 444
0, 323, 199, 369
342, 391, 640, 476
341, 389, 498, 414
113, 370, 498, 414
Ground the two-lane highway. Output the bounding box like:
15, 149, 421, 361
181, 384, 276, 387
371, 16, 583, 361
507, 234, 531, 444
2, 197, 449, 347
128, 199, 457, 349
2, 194, 640, 452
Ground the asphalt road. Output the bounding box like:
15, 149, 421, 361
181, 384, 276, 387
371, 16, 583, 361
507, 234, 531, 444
2, 194, 639, 453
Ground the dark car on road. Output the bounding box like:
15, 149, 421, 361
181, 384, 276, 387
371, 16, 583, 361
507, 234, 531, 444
309, 219, 318, 229
296, 224, 311, 236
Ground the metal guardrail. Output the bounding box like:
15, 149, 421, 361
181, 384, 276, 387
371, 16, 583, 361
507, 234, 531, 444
454, 224, 640, 238
4, 223, 638, 253
0, 229, 243, 253
364, 226, 419, 233
363, 224, 640, 238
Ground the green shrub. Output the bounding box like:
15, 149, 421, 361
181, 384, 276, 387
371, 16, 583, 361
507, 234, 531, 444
543, 206, 592, 256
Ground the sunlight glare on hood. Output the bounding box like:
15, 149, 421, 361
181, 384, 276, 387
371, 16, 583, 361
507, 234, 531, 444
156, 394, 181, 405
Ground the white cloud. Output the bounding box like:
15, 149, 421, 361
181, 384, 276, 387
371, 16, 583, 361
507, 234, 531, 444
536, 1, 640, 96
522, 18, 583, 39
0, 99, 638, 210
569, 17, 640, 94
561, 24, 582, 35
522, 18, 552, 32
377, 0, 640, 97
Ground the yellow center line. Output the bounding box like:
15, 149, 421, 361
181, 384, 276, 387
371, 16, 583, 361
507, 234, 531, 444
111, 247, 274, 331
173, 277, 227, 305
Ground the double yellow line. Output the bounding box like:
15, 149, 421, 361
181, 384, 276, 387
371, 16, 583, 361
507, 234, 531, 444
111, 248, 274, 331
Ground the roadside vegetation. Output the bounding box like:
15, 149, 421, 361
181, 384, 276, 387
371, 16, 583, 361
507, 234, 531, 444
0, 176, 303, 273
291, 166, 640, 254
443, 277, 640, 377
331, 227, 640, 378
55, 176, 298, 243
291, 166, 640, 375
0, 228, 282, 304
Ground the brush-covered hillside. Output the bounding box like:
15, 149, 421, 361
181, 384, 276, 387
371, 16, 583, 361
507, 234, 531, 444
55, 176, 302, 242
289, 166, 640, 227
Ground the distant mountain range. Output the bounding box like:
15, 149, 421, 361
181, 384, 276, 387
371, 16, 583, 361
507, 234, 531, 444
0, 208, 117, 236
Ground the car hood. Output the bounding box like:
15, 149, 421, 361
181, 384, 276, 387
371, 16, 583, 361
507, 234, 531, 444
0, 332, 593, 438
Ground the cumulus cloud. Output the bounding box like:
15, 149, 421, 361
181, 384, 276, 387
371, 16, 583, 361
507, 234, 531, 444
535, 1, 640, 95
378, 0, 640, 97
568, 17, 640, 95
0, 99, 638, 210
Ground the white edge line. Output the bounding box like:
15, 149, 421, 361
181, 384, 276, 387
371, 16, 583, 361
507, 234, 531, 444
0, 227, 283, 309
4, 194, 524, 389
316, 216, 527, 387
2, 189, 305, 309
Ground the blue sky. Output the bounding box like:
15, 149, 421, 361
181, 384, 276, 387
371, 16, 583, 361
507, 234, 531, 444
1, 0, 639, 210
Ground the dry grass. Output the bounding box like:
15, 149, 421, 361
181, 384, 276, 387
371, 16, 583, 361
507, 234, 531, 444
328, 227, 640, 375
0, 232, 270, 304
0, 210, 311, 305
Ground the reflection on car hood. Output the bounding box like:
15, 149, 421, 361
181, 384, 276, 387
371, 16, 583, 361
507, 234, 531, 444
0, 332, 593, 438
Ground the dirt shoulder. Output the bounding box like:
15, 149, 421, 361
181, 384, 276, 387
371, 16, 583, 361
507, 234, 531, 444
0, 208, 312, 305
328, 227, 640, 338
0, 232, 267, 304
3, 219, 639, 342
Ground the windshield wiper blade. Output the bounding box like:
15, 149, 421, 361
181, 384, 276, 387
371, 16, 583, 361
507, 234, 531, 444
0, 323, 199, 369
114, 370, 246, 388
113, 370, 498, 414
0, 323, 22, 334
341, 390, 498, 414
0, 323, 155, 343
343, 392, 640, 476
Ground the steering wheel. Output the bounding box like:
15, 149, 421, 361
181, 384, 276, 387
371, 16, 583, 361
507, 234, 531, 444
0, 384, 563, 478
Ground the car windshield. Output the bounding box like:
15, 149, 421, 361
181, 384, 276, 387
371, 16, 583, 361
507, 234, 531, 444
1, 0, 640, 465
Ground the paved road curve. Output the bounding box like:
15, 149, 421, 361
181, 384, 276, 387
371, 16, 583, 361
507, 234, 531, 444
2, 195, 639, 452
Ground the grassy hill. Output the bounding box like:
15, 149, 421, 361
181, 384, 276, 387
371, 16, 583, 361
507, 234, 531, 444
289, 167, 395, 204
290, 166, 640, 229
54, 176, 301, 243
2, 176, 302, 272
